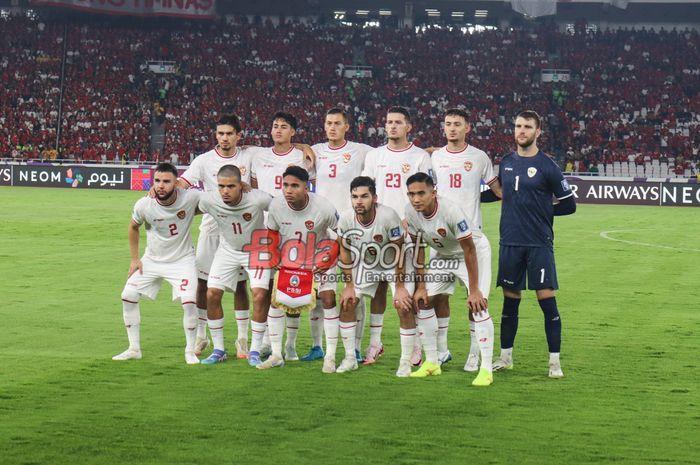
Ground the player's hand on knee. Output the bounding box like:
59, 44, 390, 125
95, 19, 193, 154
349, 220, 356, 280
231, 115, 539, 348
467, 290, 488, 315
413, 287, 429, 310
128, 259, 143, 277
393, 286, 413, 313
339, 286, 357, 310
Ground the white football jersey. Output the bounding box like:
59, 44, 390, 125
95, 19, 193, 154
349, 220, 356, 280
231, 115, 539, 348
312, 140, 372, 212
250, 146, 314, 197
362, 143, 432, 219
180, 146, 253, 234
432, 144, 497, 230
267, 193, 338, 268
132, 188, 201, 263
337, 203, 403, 269
405, 195, 474, 259
197, 190, 272, 252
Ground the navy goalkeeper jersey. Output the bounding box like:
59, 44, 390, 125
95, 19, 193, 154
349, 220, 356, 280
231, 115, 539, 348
498, 150, 573, 247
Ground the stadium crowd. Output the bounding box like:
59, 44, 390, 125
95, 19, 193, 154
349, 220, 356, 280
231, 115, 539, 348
1, 13, 699, 175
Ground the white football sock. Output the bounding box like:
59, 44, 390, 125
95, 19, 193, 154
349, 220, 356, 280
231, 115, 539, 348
399, 327, 416, 363
250, 321, 266, 353
469, 320, 479, 355
369, 313, 384, 346
262, 325, 271, 347
500, 347, 513, 360
196, 307, 208, 339
122, 299, 141, 351
309, 302, 324, 347
473, 310, 494, 371
286, 317, 299, 351
549, 352, 560, 364
267, 307, 285, 359
339, 322, 357, 359
417, 308, 438, 364
323, 306, 340, 359
235, 309, 249, 341
437, 316, 450, 355
182, 303, 198, 353
355, 298, 366, 351
207, 317, 225, 352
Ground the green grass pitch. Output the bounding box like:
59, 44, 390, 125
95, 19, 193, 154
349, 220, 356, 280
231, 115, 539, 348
1, 186, 698, 465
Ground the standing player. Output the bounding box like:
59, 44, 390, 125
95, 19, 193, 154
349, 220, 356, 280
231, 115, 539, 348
310, 108, 373, 363
258, 167, 339, 372
337, 176, 415, 376
429, 108, 502, 371
404, 173, 493, 385
361, 106, 432, 365
178, 114, 253, 359
196, 165, 273, 365
249, 111, 317, 360
493, 110, 576, 378
113, 163, 201, 364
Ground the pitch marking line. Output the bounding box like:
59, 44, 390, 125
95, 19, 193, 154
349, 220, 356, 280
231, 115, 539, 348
600, 230, 700, 253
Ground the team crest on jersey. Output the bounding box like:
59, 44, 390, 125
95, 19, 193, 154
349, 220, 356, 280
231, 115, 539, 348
437, 228, 447, 237
289, 275, 300, 287
373, 234, 383, 242
243, 212, 252, 221
527, 167, 538, 178
342, 153, 352, 163
464, 161, 473, 171
401, 163, 411, 174
305, 220, 314, 230
239, 166, 247, 176
177, 210, 186, 219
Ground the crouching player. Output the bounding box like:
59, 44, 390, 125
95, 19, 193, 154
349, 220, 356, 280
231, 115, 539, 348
196, 165, 273, 365
113, 163, 202, 364
404, 172, 493, 385
337, 176, 416, 376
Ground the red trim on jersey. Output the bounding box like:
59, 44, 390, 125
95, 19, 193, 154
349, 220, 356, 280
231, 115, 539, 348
486, 176, 498, 185
288, 194, 310, 211
356, 208, 376, 227
387, 143, 413, 153
423, 200, 439, 220
155, 189, 177, 206
446, 144, 469, 154
457, 233, 474, 241
180, 176, 194, 187
215, 146, 239, 159
272, 146, 294, 156
328, 140, 348, 151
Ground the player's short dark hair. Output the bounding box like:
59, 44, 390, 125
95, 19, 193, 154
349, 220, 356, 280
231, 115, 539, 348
283, 165, 309, 183
273, 111, 298, 130
350, 176, 376, 195
326, 107, 348, 122
216, 114, 242, 133
445, 108, 470, 123
154, 162, 178, 177
406, 172, 435, 188
387, 106, 411, 123
217, 164, 242, 180
516, 110, 542, 129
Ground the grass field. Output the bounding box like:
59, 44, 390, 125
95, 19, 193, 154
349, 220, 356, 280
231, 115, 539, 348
1, 186, 699, 465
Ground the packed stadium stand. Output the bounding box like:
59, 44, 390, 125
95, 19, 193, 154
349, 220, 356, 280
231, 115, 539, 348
1, 10, 699, 177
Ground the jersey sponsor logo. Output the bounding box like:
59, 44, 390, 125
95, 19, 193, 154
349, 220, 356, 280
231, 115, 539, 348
457, 220, 469, 232
464, 161, 473, 171
342, 153, 352, 163
561, 179, 571, 192
373, 234, 383, 242
437, 228, 447, 237
177, 210, 187, 219
527, 167, 538, 178
504, 167, 513, 171
401, 163, 411, 174
305, 220, 315, 230
243, 212, 252, 221
390, 227, 401, 238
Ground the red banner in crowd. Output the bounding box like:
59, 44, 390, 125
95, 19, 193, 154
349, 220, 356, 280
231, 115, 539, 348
29, 0, 216, 19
